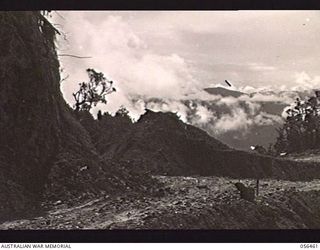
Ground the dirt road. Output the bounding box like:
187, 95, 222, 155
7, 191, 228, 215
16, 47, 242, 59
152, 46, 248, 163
1, 176, 320, 229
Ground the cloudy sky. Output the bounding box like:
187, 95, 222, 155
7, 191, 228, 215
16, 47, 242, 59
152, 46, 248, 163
53, 11, 320, 119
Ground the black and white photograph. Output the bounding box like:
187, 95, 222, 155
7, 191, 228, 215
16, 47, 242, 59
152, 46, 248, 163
1, 9, 320, 237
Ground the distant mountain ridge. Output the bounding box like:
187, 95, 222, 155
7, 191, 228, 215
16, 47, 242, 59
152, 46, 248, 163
204, 87, 245, 98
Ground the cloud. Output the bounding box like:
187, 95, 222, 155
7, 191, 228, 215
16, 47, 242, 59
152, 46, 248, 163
207, 96, 283, 133
192, 105, 216, 124
254, 112, 283, 126
245, 100, 261, 115
213, 107, 253, 133
125, 53, 198, 98
292, 71, 320, 91
216, 96, 240, 106
247, 62, 276, 71
137, 91, 286, 135
239, 92, 293, 103
54, 12, 320, 111
55, 12, 200, 119
51, 11, 318, 138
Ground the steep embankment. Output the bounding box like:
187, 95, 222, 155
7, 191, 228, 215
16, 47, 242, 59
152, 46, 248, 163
0, 11, 155, 221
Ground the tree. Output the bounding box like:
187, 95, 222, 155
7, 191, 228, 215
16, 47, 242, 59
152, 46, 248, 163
72, 69, 116, 112
274, 91, 320, 153
115, 106, 130, 118
97, 110, 103, 120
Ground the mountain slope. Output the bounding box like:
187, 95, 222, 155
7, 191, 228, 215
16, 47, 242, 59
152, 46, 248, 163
80, 109, 320, 182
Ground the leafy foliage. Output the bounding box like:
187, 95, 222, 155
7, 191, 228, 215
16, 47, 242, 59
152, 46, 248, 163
73, 69, 116, 112
96, 107, 131, 122
274, 91, 320, 153
115, 106, 130, 119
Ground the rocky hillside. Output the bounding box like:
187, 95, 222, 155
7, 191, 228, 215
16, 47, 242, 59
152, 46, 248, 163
79, 109, 320, 182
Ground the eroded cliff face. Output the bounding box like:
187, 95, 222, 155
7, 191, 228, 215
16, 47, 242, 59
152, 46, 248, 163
0, 11, 65, 218
0, 11, 148, 220
0, 12, 56, 183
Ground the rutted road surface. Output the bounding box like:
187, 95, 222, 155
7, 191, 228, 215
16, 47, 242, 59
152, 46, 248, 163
1, 176, 320, 229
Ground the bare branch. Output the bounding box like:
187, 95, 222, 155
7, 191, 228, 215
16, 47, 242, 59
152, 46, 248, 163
58, 54, 92, 59
60, 74, 69, 84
